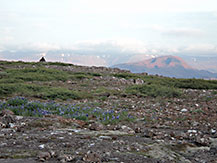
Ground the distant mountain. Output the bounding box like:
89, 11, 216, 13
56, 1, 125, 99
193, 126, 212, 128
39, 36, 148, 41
112, 55, 217, 79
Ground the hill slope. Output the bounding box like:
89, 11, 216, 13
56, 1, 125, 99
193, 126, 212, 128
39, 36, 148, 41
0, 60, 217, 162
112, 55, 217, 79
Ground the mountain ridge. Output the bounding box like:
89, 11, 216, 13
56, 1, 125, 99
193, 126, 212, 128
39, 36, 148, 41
112, 55, 217, 79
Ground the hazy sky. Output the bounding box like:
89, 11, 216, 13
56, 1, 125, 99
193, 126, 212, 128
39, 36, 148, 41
0, 0, 217, 64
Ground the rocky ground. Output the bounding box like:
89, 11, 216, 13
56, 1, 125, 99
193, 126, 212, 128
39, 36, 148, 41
0, 89, 217, 163
0, 62, 217, 162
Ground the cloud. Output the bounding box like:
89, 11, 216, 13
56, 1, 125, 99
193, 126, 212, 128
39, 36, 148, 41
0, 36, 14, 42
184, 44, 215, 51
68, 0, 217, 14
32, 23, 49, 29
181, 44, 217, 56
213, 12, 217, 18
0, 27, 14, 34
123, 24, 205, 38
63, 55, 107, 66
147, 25, 205, 38
1, 40, 216, 66
16, 42, 61, 52
162, 28, 205, 37
74, 39, 148, 54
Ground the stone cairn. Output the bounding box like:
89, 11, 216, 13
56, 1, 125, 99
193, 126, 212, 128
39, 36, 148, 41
39, 57, 46, 62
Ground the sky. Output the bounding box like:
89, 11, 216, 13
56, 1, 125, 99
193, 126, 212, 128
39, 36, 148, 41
0, 0, 217, 67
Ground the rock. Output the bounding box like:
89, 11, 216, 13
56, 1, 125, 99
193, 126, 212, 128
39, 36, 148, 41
1, 114, 16, 128
39, 144, 45, 149
187, 130, 197, 134
120, 125, 135, 134
185, 146, 211, 159
15, 116, 23, 120
211, 129, 216, 134
146, 143, 192, 163
37, 151, 51, 162
195, 135, 210, 146
181, 108, 188, 112
192, 121, 199, 127
89, 122, 104, 131
0, 143, 7, 147
135, 78, 144, 84
49, 150, 56, 157
98, 136, 112, 140
143, 129, 156, 138
210, 138, 217, 152
39, 57, 46, 62
0, 109, 14, 116
57, 154, 74, 163
9, 123, 15, 128
83, 151, 101, 162
135, 127, 142, 133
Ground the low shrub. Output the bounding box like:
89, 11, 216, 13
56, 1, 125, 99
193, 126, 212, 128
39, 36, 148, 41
0, 83, 89, 100
126, 84, 181, 98
0, 97, 135, 124
113, 72, 140, 79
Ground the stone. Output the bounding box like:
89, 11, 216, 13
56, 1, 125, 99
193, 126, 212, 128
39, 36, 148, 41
57, 154, 74, 163
37, 151, 51, 162
187, 130, 197, 134
120, 125, 135, 134
39, 57, 46, 62
83, 151, 101, 162
98, 136, 112, 140
181, 108, 188, 112
135, 78, 144, 84
143, 129, 156, 138
39, 144, 45, 149
0, 109, 14, 116
15, 116, 23, 120
1, 115, 16, 128
89, 122, 104, 131
211, 129, 216, 134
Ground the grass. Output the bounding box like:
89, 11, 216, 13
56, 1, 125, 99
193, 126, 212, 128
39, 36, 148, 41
126, 84, 181, 98
112, 72, 217, 98
0, 83, 88, 100
113, 72, 140, 79
1, 67, 102, 82
93, 87, 120, 96
0, 66, 100, 100
0, 61, 217, 100
4, 67, 71, 82
114, 72, 217, 90
211, 91, 217, 95
0, 97, 135, 124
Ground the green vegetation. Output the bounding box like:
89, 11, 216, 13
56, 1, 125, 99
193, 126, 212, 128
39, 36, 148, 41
0, 97, 135, 124
114, 72, 217, 90
0, 61, 217, 100
72, 72, 101, 80
4, 67, 70, 82
113, 72, 217, 98
93, 87, 120, 96
0, 67, 102, 82
0, 65, 103, 100
212, 91, 217, 95
126, 84, 181, 98
113, 72, 140, 79
0, 83, 88, 100
0, 60, 36, 66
